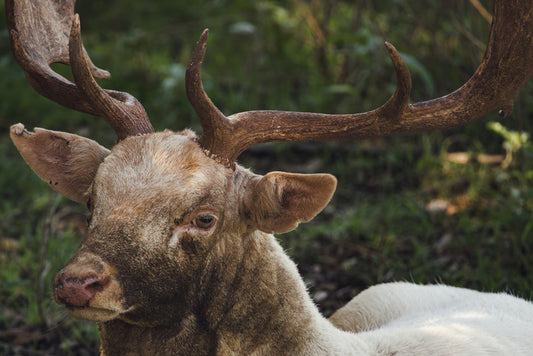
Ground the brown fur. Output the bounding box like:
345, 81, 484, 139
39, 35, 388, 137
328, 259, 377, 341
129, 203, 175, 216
11, 125, 338, 355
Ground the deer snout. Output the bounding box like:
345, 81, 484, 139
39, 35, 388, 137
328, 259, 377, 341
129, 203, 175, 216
54, 271, 110, 307
51, 253, 127, 322
53, 252, 112, 308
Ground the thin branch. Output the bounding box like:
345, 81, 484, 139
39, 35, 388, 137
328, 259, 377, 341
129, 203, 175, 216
469, 0, 493, 23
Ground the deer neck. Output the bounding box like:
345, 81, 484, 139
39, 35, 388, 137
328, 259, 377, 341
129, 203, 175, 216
98, 231, 366, 355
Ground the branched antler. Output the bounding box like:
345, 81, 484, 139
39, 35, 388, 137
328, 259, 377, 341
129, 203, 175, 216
187, 0, 533, 165
6, 0, 154, 140
7, 0, 532, 155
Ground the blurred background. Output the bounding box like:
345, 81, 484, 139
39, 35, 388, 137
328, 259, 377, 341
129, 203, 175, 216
1, 0, 532, 354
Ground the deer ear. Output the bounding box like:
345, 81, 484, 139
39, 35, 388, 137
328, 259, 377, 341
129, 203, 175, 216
245, 171, 337, 234
10, 124, 110, 203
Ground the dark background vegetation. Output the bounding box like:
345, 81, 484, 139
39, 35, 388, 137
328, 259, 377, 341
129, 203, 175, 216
1, 0, 532, 354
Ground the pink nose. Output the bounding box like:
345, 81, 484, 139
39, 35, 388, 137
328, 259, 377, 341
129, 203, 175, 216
54, 272, 109, 307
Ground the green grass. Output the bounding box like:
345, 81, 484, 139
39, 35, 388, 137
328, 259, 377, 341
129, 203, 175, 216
1, 0, 532, 354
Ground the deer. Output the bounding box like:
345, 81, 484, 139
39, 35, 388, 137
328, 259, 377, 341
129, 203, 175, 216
6, 0, 533, 354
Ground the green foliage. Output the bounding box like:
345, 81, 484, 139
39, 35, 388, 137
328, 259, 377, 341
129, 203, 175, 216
1, 0, 532, 354
487, 121, 532, 167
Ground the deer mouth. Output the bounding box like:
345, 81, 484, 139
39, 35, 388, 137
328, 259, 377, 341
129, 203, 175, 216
66, 305, 122, 322
66, 303, 137, 322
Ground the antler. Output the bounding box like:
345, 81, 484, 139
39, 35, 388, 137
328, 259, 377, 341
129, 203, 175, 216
187, 0, 533, 166
6, 0, 154, 140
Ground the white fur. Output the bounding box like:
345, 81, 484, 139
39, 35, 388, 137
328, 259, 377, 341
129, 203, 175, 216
319, 282, 533, 355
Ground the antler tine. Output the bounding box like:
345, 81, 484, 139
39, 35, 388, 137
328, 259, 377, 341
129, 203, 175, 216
186, 29, 234, 165
187, 0, 533, 166
69, 15, 153, 141
6, 0, 154, 140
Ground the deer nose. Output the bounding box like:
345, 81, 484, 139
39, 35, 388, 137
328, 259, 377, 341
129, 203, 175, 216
53, 272, 109, 307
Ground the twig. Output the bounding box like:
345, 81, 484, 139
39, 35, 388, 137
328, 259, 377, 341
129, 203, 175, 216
469, 0, 492, 23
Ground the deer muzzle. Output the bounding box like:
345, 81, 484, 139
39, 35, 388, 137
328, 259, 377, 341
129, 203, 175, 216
54, 272, 109, 307
52, 252, 127, 321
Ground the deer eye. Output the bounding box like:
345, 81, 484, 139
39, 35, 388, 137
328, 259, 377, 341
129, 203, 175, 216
194, 214, 216, 229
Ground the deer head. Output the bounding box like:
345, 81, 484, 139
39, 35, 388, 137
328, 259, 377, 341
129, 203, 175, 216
7, 0, 338, 330
6, 0, 533, 353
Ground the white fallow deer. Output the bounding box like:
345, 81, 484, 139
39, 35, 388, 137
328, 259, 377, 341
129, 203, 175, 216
6, 0, 533, 354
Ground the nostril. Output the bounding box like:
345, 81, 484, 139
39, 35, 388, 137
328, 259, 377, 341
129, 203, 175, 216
82, 275, 109, 293
54, 273, 109, 307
